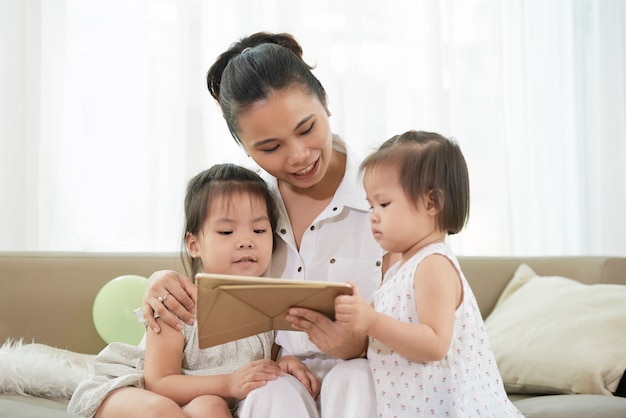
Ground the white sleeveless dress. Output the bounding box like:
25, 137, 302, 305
368, 242, 522, 417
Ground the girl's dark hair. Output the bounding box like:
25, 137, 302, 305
360, 130, 470, 235
181, 163, 278, 278
206, 32, 328, 145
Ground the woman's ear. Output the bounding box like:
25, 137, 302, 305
185, 232, 201, 258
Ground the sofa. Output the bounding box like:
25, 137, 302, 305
1, 252, 625, 417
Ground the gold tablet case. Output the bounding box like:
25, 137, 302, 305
196, 273, 353, 348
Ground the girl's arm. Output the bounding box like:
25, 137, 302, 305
144, 318, 283, 404
335, 254, 462, 362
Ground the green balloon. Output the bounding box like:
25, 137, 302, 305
93, 275, 148, 345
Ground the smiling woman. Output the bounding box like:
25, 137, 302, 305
1, 0, 625, 256
233, 86, 342, 249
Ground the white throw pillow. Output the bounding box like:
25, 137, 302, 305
0, 339, 95, 399
484, 264, 626, 396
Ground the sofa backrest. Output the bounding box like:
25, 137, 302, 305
1, 252, 625, 354
1, 252, 184, 354
459, 256, 626, 318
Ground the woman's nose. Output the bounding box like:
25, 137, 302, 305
287, 141, 308, 165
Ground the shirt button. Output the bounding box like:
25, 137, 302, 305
297, 266, 302, 272
376, 260, 382, 267
330, 258, 336, 264
280, 228, 286, 234
310, 225, 315, 231
332, 207, 338, 211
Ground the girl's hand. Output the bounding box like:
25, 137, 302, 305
334, 282, 378, 335
277, 355, 321, 400
228, 359, 284, 400
142, 270, 196, 333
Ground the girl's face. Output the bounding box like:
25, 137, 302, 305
185, 192, 273, 277
364, 166, 442, 260
235, 86, 333, 191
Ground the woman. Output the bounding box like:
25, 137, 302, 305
142, 32, 390, 417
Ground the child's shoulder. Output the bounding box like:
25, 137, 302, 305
413, 243, 461, 277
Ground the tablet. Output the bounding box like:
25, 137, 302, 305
196, 273, 353, 348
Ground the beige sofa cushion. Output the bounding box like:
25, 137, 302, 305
0, 395, 73, 418
513, 394, 626, 418
485, 264, 626, 395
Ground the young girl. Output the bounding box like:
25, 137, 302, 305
68, 163, 318, 418
335, 131, 523, 417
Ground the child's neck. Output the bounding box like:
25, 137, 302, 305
400, 235, 446, 265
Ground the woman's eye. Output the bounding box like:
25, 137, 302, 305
300, 122, 314, 135
259, 144, 279, 153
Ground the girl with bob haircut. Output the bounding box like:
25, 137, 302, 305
335, 131, 523, 417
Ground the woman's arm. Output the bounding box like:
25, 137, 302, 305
141, 270, 197, 333
285, 308, 368, 360
284, 255, 396, 360
144, 318, 283, 404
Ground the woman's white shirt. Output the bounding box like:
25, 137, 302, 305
261, 136, 384, 360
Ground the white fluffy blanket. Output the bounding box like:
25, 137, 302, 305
0, 339, 95, 399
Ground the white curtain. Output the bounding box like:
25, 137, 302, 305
1, 0, 625, 256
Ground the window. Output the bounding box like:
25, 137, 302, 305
1, 0, 624, 255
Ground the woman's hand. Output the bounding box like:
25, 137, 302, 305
142, 270, 196, 333
277, 355, 321, 400
285, 285, 368, 360
228, 359, 284, 400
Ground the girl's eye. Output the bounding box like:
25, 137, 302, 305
253, 229, 267, 234
218, 231, 233, 235
367, 203, 388, 211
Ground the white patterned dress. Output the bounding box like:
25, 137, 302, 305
67, 320, 273, 417
368, 242, 522, 417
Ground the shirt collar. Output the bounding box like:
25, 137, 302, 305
331, 135, 370, 212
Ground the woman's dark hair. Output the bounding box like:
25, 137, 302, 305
181, 163, 278, 279
206, 32, 328, 145
360, 130, 470, 235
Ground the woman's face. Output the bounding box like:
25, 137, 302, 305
235, 86, 333, 191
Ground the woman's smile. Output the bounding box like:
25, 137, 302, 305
292, 158, 319, 178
